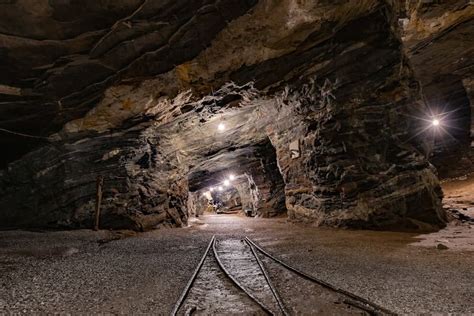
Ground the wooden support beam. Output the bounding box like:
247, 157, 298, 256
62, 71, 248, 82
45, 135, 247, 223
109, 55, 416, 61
94, 175, 104, 231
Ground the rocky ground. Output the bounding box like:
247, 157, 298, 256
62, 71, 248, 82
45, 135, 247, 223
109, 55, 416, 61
1, 209, 473, 314
398, 171, 474, 312
408, 173, 474, 252
441, 172, 474, 220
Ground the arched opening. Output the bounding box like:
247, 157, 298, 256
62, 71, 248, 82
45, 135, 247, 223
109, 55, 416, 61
186, 138, 287, 219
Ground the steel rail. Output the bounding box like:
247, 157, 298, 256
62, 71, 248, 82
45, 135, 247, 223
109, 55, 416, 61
171, 235, 215, 316
245, 237, 397, 316
245, 238, 290, 316
213, 237, 274, 315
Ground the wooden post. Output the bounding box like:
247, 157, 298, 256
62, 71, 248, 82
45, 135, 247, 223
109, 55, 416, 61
94, 175, 104, 231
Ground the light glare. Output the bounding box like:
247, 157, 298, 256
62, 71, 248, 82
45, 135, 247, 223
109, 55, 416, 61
432, 119, 440, 126
218, 123, 225, 131
229, 174, 235, 181
218, 186, 223, 191
223, 179, 230, 186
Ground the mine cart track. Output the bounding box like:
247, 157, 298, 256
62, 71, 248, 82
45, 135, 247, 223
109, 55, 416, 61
171, 235, 273, 316
172, 236, 396, 316
213, 238, 276, 315
171, 235, 214, 316
246, 238, 289, 316
245, 237, 397, 316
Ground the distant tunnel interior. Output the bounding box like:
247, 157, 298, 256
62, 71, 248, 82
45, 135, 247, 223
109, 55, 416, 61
187, 138, 287, 218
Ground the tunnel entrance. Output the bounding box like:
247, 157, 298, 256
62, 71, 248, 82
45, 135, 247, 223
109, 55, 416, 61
187, 138, 287, 218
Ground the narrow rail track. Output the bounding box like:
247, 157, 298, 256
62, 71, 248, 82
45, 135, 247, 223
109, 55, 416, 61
245, 237, 397, 316
214, 238, 285, 315
171, 235, 215, 316
172, 236, 396, 315
171, 235, 272, 315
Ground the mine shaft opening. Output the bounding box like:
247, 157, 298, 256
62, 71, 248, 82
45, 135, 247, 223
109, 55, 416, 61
187, 138, 287, 219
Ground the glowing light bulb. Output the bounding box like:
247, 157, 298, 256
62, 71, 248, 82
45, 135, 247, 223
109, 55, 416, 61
223, 179, 230, 186
218, 186, 223, 191
432, 119, 440, 126
229, 174, 235, 181
218, 123, 225, 131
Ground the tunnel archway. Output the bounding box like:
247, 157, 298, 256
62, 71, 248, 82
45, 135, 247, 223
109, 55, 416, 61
186, 138, 287, 218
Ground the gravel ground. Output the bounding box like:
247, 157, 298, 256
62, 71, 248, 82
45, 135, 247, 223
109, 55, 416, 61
1, 214, 473, 314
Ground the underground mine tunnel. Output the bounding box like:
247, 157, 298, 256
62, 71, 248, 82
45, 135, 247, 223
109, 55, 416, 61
0, 1, 473, 314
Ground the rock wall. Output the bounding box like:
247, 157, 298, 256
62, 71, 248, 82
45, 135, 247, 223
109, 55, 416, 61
386, 1, 474, 178
0, 123, 189, 231
234, 174, 260, 215
251, 140, 287, 217
270, 80, 445, 230
256, 8, 447, 230
187, 191, 209, 217
212, 187, 241, 211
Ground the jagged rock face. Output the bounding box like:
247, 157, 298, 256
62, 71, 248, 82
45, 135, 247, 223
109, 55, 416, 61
386, 0, 474, 177
0, 126, 189, 230
0, 0, 258, 167
0, 1, 462, 231
187, 191, 210, 216
212, 187, 242, 210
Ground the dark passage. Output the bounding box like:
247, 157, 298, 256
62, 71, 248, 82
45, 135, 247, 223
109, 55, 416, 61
187, 138, 287, 218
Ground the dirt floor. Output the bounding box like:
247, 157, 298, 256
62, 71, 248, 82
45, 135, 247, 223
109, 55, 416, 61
1, 177, 473, 314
